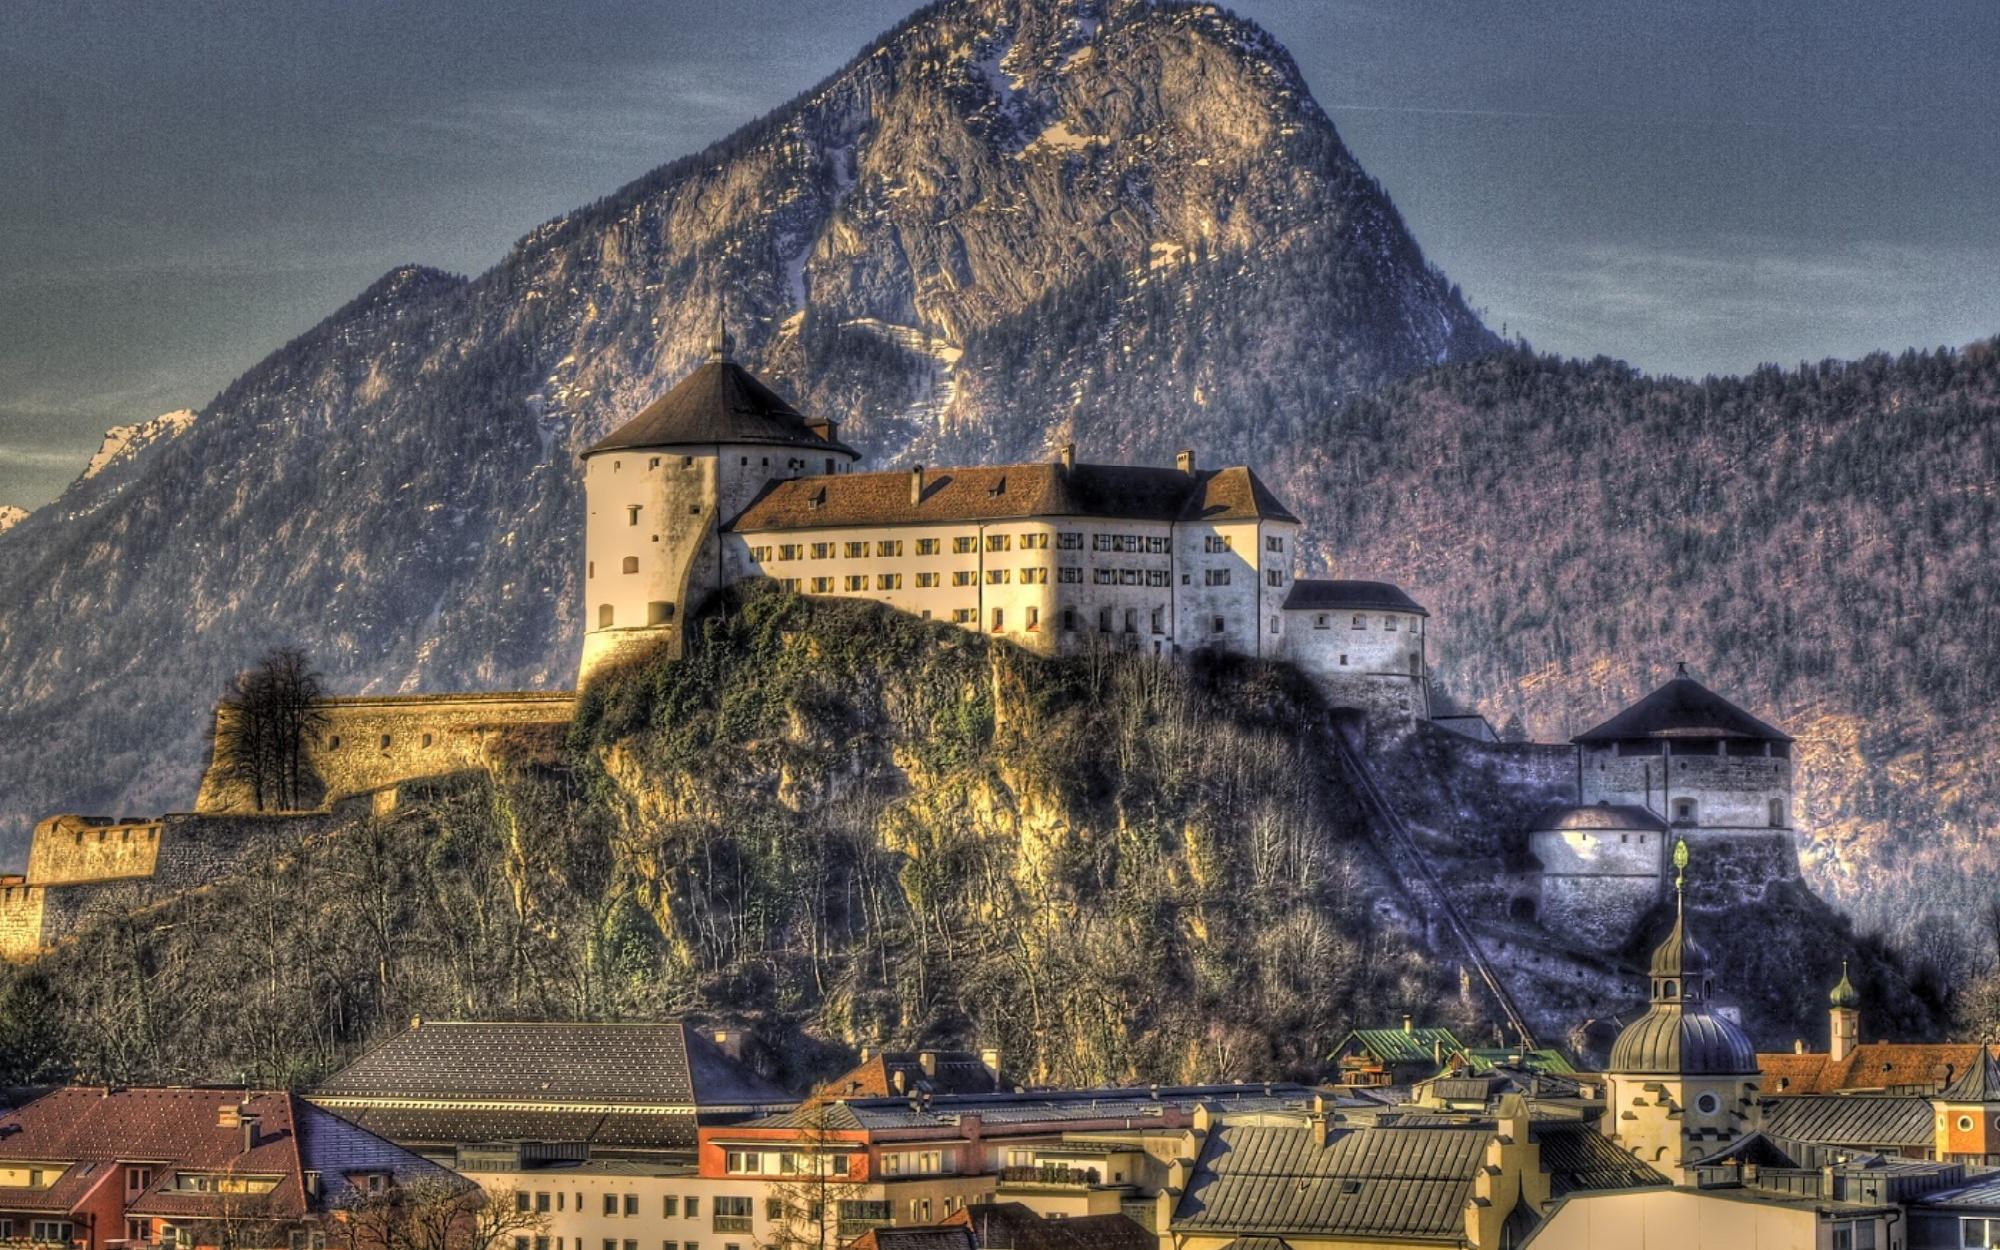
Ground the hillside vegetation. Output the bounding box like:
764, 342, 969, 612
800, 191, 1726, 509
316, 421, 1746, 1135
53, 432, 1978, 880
1, 590, 1454, 1089
1277, 341, 2000, 951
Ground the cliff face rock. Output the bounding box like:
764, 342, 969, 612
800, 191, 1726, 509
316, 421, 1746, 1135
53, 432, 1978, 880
0, 0, 1492, 850
0, 507, 25, 535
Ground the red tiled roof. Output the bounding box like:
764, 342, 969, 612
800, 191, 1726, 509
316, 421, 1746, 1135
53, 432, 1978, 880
729, 462, 1296, 532
1757, 1044, 1993, 1095
812, 1053, 1005, 1102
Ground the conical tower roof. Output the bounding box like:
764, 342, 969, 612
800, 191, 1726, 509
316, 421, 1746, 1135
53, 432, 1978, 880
1574, 664, 1792, 744
1940, 1047, 2000, 1103
586, 324, 857, 458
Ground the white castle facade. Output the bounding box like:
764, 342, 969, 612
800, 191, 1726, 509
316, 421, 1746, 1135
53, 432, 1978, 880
578, 328, 1430, 718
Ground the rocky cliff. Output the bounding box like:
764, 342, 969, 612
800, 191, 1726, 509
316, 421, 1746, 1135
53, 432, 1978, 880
0, 0, 1493, 851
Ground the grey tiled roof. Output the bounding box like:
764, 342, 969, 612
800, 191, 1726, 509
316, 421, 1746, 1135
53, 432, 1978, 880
1531, 1122, 1668, 1197
1763, 1095, 1934, 1149
314, 1021, 785, 1107
1172, 1123, 1491, 1242
1280, 580, 1427, 617
325, 1105, 698, 1151
1574, 672, 1791, 744
741, 1086, 1316, 1134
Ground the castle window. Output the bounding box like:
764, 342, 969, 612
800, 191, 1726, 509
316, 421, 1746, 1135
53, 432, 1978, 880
380, 735, 392, 749
1673, 798, 1698, 825
1385, 616, 1398, 631
845, 541, 867, 558
916, 572, 939, 588
1770, 799, 1786, 827
780, 578, 801, 592
812, 542, 832, 559
1020, 533, 1049, 550
1058, 532, 1083, 550
1099, 608, 1113, 633
916, 538, 940, 556
776, 544, 800, 561
1211, 616, 1226, 634
588, 562, 595, 578
1059, 567, 1081, 584
811, 578, 833, 593
845, 575, 867, 591
741, 457, 748, 466
762, 458, 769, 466
649, 458, 661, 469
613, 460, 622, 472
1204, 569, 1230, 586
1119, 569, 1140, 586
1663, 980, 1677, 998
1025, 607, 1039, 632
1204, 536, 1230, 553
627, 506, 641, 526
648, 602, 675, 625
990, 608, 1004, 633
954, 536, 978, 554
1021, 567, 1048, 584
329, 736, 341, 749
953, 608, 976, 624
688, 505, 699, 514
986, 534, 1011, 552
1314, 615, 1329, 629
1266, 569, 1283, 587
876, 540, 902, 557
986, 569, 1010, 585
876, 574, 902, 590
1270, 616, 1280, 634
1147, 570, 1170, 587
421, 733, 433, 748
599, 604, 614, 628
1182, 573, 1191, 585
1352, 614, 1366, 629
1124, 609, 1138, 634
1152, 608, 1165, 634
622, 557, 640, 574
684, 456, 695, 468
1410, 654, 1422, 674
1266, 536, 1283, 552
1340, 654, 1348, 666
825, 459, 835, 474
1064, 608, 1078, 631
954, 571, 976, 586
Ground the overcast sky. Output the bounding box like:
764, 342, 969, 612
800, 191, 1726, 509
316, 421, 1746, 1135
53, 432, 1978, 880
4, 0, 1996, 509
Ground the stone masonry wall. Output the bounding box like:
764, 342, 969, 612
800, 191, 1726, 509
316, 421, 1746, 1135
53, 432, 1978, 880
196, 692, 575, 813
26, 815, 164, 885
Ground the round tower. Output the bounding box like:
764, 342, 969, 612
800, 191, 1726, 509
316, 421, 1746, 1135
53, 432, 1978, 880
577, 323, 859, 686
1600, 842, 1760, 1184
1574, 663, 1794, 840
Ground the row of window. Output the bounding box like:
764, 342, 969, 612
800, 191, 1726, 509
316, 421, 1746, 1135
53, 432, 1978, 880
518, 1192, 711, 1219
1307, 613, 1416, 631
598, 453, 844, 475
738, 530, 1287, 560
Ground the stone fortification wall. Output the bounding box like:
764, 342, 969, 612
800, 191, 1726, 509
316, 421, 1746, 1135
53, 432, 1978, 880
26, 815, 164, 885
1581, 745, 1792, 830
196, 692, 574, 813
1680, 830, 1802, 909
1538, 874, 1660, 949
0, 804, 363, 961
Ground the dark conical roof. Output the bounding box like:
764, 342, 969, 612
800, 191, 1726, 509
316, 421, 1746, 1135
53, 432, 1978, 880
585, 356, 857, 458
1573, 667, 1791, 744
1940, 1047, 2000, 1103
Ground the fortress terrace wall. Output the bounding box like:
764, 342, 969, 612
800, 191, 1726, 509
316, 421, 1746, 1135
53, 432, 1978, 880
196, 692, 575, 813
26, 815, 165, 885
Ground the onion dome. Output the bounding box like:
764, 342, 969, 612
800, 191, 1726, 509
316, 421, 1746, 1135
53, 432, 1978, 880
1607, 841, 1759, 1077
1830, 963, 1861, 1010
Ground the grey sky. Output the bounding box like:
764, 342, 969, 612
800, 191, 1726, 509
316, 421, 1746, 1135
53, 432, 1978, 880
4, 0, 1996, 509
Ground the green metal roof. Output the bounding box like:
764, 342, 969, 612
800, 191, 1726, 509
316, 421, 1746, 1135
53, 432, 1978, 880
1334, 1027, 1466, 1066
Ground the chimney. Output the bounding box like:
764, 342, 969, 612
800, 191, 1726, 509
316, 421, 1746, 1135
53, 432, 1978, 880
1402, 1014, 1413, 1034
1175, 448, 1195, 474
1795, 1039, 1807, 1054
712, 1027, 745, 1060
242, 1114, 261, 1153
918, 1050, 938, 1078
979, 1047, 1002, 1090
1306, 1111, 1329, 1148
892, 1069, 907, 1095
910, 464, 925, 505
410, 1014, 423, 1031
1059, 444, 1075, 471
860, 1044, 872, 1063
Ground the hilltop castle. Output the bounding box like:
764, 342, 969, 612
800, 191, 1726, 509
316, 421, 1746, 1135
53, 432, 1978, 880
576, 324, 1432, 719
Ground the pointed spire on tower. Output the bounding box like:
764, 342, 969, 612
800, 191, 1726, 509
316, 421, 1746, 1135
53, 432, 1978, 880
707, 313, 735, 363
1675, 660, 1690, 678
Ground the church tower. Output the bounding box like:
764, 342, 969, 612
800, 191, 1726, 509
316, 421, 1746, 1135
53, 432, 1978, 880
1600, 841, 1760, 1184
1829, 963, 1860, 1062
1933, 1047, 2000, 1165
577, 323, 859, 685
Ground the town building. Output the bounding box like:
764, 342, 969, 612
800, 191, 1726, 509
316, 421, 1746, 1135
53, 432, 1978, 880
0, 1087, 462, 1250
1329, 1019, 1467, 1089
809, 1050, 1010, 1102
575, 326, 1430, 721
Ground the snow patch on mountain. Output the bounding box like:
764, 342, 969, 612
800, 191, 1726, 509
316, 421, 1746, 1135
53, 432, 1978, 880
80, 410, 197, 483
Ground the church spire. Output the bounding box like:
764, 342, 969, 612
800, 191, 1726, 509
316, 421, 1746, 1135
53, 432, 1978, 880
707, 313, 735, 363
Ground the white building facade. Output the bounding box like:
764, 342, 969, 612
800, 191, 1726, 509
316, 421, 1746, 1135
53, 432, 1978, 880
578, 331, 1428, 720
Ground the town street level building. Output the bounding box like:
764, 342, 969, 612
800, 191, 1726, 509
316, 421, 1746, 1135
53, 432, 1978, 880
577, 327, 1430, 720
0, 1087, 462, 1250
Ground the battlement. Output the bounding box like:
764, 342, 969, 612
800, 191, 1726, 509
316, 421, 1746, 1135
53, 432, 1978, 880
196, 691, 575, 813
28, 814, 165, 885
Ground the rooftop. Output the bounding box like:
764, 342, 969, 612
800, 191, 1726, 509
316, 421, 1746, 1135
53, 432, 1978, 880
1757, 1042, 1993, 1096
728, 461, 1297, 532
585, 336, 855, 458
1532, 803, 1668, 833
1573, 669, 1792, 744
1280, 580, 1428, 617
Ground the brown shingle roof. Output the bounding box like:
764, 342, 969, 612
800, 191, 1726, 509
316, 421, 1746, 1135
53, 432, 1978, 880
586, 360, 856, 458
944, 1203, 1154, 1250
812, 1052, 1004, 1101
1758, 1044, 1990, 1096
1574, 670, 1791, 744
729, 462, 1296, 532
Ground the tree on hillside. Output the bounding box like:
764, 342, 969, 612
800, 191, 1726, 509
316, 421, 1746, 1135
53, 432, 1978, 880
332, 1177, 544, 1250
216, 647, 329, 811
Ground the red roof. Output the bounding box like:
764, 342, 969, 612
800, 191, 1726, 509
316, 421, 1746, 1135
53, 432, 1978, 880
1758, 1044, 1996, 1096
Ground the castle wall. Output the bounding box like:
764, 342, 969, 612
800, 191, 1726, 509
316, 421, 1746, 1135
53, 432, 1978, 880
0, 884, 46, 962
196, 693, 574, 813
1580, 744, 1792, 831
1279, 605, 1427, 719
1678, 831, 1802, 909
1538, 874, 1659, 948
1531, 826, 1663, 877
26, 815, 164, 884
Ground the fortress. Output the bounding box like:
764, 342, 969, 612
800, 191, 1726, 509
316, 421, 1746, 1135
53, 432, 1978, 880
0, 329, 1814, 1027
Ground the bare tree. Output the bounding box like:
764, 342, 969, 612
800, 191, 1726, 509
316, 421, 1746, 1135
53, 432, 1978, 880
333, 1178, 544, 1250
760, 1104, 869, 1250
217, 647, 329, 810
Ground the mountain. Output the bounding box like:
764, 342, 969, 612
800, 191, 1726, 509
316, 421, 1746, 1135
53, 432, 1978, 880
77, 410, 198, 491
0, 0, 1492, 850
1278, 343, 2000, 952
0, 507, 24, 535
